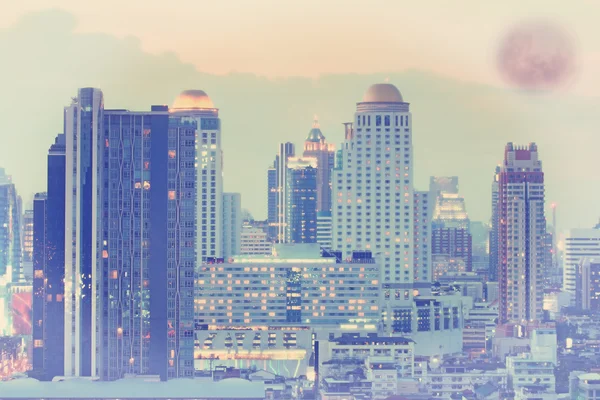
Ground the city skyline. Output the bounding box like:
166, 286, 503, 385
1, 9, 600, 233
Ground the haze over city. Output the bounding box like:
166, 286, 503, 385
1, 2, 600, 229
1, 2, 600, 400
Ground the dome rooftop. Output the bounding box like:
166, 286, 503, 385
172, 89, 214, 109
306, 116, 325, 142
362, 83, 403, 103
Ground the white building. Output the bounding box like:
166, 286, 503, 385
172, 90, 224, 261
570, 372, 600, 400
332, 83, 433, 333
194, 243, 381, 326
316, 211, 333, 250
463, 302, 498, 351
63, 88, 104, 377
530, 328, 557, 366
239, 225, 272, 256
562, 227, 600, 300
425, 362, 507, 399
222, 193, 241, 259
506, 353, 555, 392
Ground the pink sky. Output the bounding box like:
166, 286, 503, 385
3, 0, 599, 94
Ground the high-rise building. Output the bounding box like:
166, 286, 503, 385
332, 83, 431, 332
267, 165, 278, 241
32, 134, 67, 380
172, 90, 223, 261
489, 166, 501, 282
274, 142, 295, 243
414, 191, 432, 285
431, 228, 472, 273
470, 221, 490, 274
316, 211, 333, 250
222, 193, 242, 259
562, 226, 600, 299
286, 157, 318, 244
22, 209, 34, 282
0, 168, 22, 285
496, 143, 545, 324
302, 118, 335, 213
577, 260, 600, 311
63, 88, 104, 378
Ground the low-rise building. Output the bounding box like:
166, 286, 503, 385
424, 361, 507, 399
506, 354, 555, 392
569, 372, 600, 400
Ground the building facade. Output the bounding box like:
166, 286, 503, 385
302, 119, 335, 213
63, 88, 105, 378
0, 168, 22, 285
578, 261, 600, 311
240, 224, 272, 256
316, 211, 333, 250
22, 209, 34, 282
194, 243, 381, 326
563, 226, 600, 300
489, 166, 500, 282
496, 143, 545, 324
222, 193, 242, 259
332, 83, 435, 333
286, 157, 318, 244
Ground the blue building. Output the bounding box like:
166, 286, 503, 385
32, 134, 67, 381
286, 157, 318, 244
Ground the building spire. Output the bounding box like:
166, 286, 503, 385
313, 115, 319, 128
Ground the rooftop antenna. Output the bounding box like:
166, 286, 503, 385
313, 114, 319, 128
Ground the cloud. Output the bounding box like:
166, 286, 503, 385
0, 9, 598, 230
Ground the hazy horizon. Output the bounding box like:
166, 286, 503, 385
1, 8, 599, 233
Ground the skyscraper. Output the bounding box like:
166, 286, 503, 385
22, 209, 34, 282
63, 88, 104, 377
286, 157, 318, 244
496, 143, 545, 324
0, 168, 22, 285
332, 83, 428, 331
562, 226, 600, 301
274, 142, 295, 243
267, 165, 278, 241
222, 192, 242, 259
32, 134, 66, 380
171, 90, 223, 261
430, 177, 472, 273
302, 118, 335, 213
489, 166, 500, 282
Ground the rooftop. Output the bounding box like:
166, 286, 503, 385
0, 377, 265, 399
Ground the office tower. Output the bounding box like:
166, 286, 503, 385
413, 191, 432, 284
316, 211, 333, 250
63, 88, 104, 377
430, 176, 472, 274
273, 142, 295, 243
286, 157, 318, 244
32, 193, 46, 374
431, 228, 472, 273
195, 244, 380, 326
332, 83, 427, 330
496, 143, 545, 324
240, 224, 272, 256
172, 89, 223, 261
562, 226, 600, 299
577, 260, 600, 311
267, 165, 278, 241
32, 134, 67, 380
489, 166, 500, 282
0, 168, 22, 284
222, 193, 241, 259
22, 209, 34, 282
302, 118, 335, 213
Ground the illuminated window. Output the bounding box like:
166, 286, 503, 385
168, 191, 176, 200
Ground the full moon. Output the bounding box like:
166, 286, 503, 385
497, 21, 576, 91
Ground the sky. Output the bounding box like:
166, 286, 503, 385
1, 1, 599, 231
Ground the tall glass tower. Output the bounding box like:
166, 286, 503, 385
64, 88, 104, 378
286, 157, 318, 244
